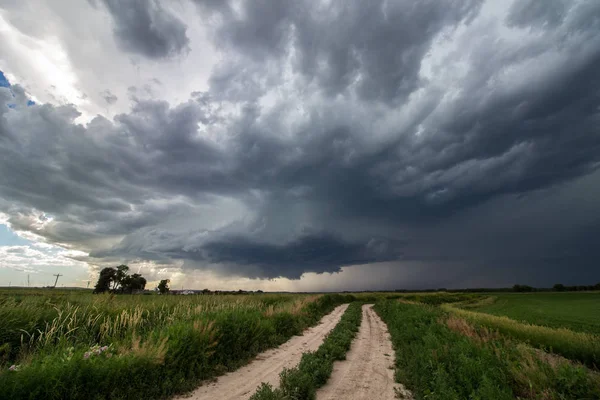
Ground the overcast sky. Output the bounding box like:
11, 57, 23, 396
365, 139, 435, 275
0, 0, 599, 290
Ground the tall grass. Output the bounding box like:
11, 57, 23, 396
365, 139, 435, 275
375, 300, 600, 400
0, 291, 355, 400
0, 292, 317, 362
443, 304, 600, 369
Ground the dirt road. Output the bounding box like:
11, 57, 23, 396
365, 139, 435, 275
179, 303, 349, 400
316, 304, 412, 400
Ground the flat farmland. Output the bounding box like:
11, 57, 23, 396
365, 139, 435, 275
2, 289, 600, 400
469, 292, 600, 334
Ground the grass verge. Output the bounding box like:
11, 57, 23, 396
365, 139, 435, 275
0, 294, 355, 400
443, 304, 600, 369
249, 302, 363, 400
374, 300, 600, 400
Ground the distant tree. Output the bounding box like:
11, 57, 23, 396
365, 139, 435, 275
158, 279, 170, 294
553, 283, 566, 292
120, 273, 147, 293
94, 265, 147, 294
94, 267, 116, 293
513, 284, 534, 292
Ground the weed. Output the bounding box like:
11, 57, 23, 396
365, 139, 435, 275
250, 302, 363, 400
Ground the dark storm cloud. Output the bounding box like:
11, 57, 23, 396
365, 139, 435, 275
2, 0, 600, 284
201, 0, 484, 102
92, 229, 404, 279
506, 0, 568, 28
99, 0, 190, 59
196, 234, 403, 279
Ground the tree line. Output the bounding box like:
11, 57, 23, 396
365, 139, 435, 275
93, 265, 171, 294
512, 283, 600, 292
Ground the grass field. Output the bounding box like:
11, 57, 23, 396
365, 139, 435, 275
376, 300, 600, 399
467, 292, 600, 334
0, 288, 354, 399
2, 289, 599, 399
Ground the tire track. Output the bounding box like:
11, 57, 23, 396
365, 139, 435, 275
178, 303, 349, 400
316, 304, 412, 400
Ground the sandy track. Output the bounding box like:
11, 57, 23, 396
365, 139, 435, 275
179, 303, 349, 400
316, 304, 412, 400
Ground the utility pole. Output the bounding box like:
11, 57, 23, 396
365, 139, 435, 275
87, 281, 90, 289
52, 274, 62, 288
27, 274, 30, 288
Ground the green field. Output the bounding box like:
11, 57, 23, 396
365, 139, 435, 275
376, 300, 600, 400
469, 292, 600, 334
0, 288, 355, 400
2, 289, 600, 400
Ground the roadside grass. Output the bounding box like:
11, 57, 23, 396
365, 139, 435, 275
249, 302, 363, 400
466, 292, 600, 334
0, 293, 355, 400
374, 300, 600, 400
0, 291, 328, 365
443, 304, 600, 369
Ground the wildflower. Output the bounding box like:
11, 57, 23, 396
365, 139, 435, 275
101, 346, 108, 352
83, 352, 91, 360
8, 364, 20, 371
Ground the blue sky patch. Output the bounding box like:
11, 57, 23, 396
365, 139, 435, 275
0, 224, 32, 246
0, 71, 10, 87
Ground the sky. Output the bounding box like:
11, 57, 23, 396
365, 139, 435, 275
0, 0, 599, 291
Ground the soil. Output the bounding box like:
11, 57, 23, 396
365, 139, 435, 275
315, 304, 412, 400
178, 303, 349, 400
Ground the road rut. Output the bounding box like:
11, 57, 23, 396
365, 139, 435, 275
316, 304, 412, 400
179, 303, 349, 400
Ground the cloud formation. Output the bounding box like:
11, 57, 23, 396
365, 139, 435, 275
99, 0, 190, 59
1, 0, 600, 286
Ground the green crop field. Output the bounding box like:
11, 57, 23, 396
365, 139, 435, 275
2, 289, 600, 400
468, 292, 600, 334
0, 288, 355, 400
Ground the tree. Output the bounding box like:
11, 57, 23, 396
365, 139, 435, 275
158, 279, 170, 294
94, 267, 116, 293
114, 265, 130, 291
553, 283, 566, 292
513, 284, 534, 292
93, 265, 147, 294
120, 273, 147, 293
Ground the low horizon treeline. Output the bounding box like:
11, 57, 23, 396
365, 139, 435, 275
387, 282, 600, 293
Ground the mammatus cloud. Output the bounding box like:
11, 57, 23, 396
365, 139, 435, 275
0, 0, 600, 286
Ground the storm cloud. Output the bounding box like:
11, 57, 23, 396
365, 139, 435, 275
98, 0, 190, 59
1, 0, 600, 287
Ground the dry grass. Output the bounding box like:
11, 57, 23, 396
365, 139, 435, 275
118, 333, 169, 364
443, 304, 600, 368
444, 315, 499, 344
440, 311, 600, 399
